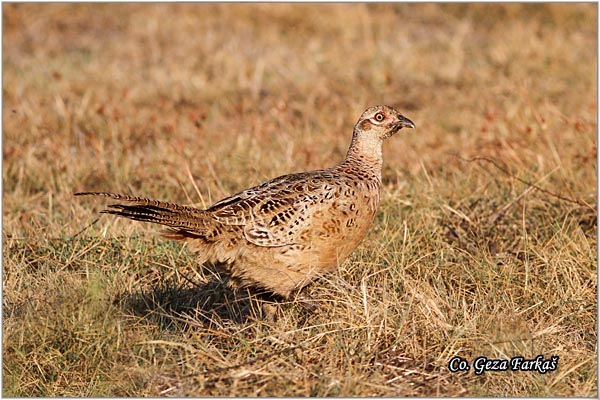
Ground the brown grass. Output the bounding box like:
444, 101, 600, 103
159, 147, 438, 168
2, 3, 597, 397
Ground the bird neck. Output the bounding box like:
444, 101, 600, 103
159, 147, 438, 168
342, 129, 384, 180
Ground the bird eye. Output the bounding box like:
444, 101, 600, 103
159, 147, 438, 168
374, 112, 385, 122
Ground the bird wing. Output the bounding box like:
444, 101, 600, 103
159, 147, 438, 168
207, 170, 342, 247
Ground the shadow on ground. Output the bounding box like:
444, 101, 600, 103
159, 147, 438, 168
115, 277, 280, 329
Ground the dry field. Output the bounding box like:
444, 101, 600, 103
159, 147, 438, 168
2, 3, 597, 397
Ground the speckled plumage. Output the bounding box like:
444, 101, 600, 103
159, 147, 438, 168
76, 105, 414, 303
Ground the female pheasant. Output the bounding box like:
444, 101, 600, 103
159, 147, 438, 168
76, 105, 414, 307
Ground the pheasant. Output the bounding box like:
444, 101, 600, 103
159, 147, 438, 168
76, 105, 414, 308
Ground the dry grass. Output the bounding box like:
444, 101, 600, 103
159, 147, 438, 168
2, 3, 597, 397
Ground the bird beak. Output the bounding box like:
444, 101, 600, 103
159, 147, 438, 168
397, 115, 415, 130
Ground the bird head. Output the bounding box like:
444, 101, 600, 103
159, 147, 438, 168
355, 105, 415, 140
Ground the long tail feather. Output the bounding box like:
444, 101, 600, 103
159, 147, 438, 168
74, 191, 201, 213
75, 191, 209, 232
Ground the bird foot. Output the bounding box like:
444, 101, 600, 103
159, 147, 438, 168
293, 292, 319, 313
